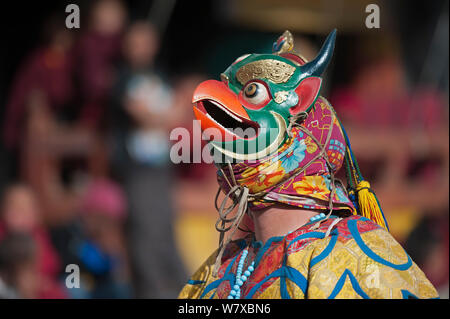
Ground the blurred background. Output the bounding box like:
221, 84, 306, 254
0, 0, 448, 298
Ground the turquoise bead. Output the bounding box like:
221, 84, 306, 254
310, 213, 326, 223
228, 248, 255, 299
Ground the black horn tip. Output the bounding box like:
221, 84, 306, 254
300, 28, 337, 78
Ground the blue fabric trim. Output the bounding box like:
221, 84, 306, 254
310, 233, 338, 267
187, 279, 205, 285
286, 232, 325, 251
200, 254, 239, 299
236, 239, 248, 249
251, 240, 262, 249
244, 266, 308, 299
348, 219, 412, 271
253, 235, 284, 267
244, 268, 283, 299
304, 214, 339, 227
280, 276, 290, 299
401, 290, 439, 299
327, 269, 370, 299
284, 266, 308, 294
401, 290, 419, 299
200, 278, 222, 299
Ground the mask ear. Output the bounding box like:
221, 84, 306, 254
290, 77, 322, 115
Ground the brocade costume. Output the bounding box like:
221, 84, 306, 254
179, 30, 438, 299
179, 215, 437, 299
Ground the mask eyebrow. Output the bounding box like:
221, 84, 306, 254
235, 59, 296, 85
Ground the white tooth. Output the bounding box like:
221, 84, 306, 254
209, 100, 243, 123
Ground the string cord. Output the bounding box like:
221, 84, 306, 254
212, 106, 344, 273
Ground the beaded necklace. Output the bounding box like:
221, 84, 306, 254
227, 212, 327, 299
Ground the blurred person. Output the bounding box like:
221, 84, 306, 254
179, 31, 438, 299
110, 21, 186, 298
0, 184, 66, 298
72, 177, 132, 298
0, 184, 61, 280
331, 35, 446, 130
44, 177, 130, 299
74, 0, 127, 130
0, 232, 38, 299
2, 14, 93, 226
2, 15, 74, 153
10, 5, 124, 229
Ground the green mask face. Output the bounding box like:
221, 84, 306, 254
192, 30, 336, 162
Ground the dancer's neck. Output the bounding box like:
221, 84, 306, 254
251, 206, 319, 244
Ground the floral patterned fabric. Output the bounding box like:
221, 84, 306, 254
217, 96, 355, 214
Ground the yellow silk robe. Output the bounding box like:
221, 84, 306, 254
179, 215, 438, 299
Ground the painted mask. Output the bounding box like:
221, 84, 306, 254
193, 30, 336, 162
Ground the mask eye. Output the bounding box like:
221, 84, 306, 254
242, 81, 270, 106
